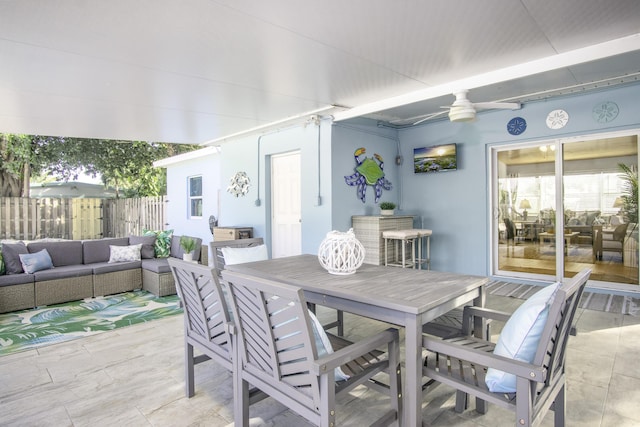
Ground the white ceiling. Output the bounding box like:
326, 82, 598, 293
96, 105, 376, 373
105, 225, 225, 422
1, 0, 639, 144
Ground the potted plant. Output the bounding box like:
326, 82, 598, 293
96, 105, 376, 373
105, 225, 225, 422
379, 202, 396, 216
180, 236, 197, 262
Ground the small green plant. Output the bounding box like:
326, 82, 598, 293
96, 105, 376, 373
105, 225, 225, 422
180, 236, 197, 253
379, 202, 396, 210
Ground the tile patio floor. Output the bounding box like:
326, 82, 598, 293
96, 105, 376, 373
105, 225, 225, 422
1, 293, 639, 426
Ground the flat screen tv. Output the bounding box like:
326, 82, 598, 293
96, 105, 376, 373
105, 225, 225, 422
413, 143, 457, 173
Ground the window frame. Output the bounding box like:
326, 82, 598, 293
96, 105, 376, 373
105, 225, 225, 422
188, 175, 203, 219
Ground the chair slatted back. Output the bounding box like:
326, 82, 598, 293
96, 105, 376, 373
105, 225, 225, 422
533, 269, 590, 395
168, 258, 232, 365
225, 270, 321, 411
210, 237, 265, 281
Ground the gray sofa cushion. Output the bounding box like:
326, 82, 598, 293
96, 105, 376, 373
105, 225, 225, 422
33, 264, 93, 281
28, 241, 83, 267
92, 260, 142, 275
141, 258, 171, 274
1, 242, 29, 274
169, 235, 203, 261
0, 273, 35, 287
129, 235, 156, 259
82, 238, 129, 264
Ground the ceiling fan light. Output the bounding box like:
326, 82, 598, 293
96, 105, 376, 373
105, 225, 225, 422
449, 106, 476, 122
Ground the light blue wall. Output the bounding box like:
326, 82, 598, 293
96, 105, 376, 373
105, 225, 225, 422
164, 82, 640, 275
393, 82, 640, 275
330, 120, 401, 231
165, 152, 222, 248
218, 120, 334, 254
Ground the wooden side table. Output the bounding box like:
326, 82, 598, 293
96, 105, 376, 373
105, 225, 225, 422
213, 226, 253, 241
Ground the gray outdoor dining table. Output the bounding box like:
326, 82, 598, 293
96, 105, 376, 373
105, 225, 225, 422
226, 254, 488, 427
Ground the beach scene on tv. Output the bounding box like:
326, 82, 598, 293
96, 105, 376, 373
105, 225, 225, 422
413, 144, 457, 173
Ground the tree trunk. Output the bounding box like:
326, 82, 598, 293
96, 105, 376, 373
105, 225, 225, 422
0, 133, 29, 197
0, 171, 23, 197
22, 162, 30, 197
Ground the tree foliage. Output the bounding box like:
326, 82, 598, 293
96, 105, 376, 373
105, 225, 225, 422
0, 134, 198, 197
618, 163, 638, 224
0, 134, 33, 196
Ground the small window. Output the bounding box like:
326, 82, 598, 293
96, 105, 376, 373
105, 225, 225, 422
188, 176, 203, 218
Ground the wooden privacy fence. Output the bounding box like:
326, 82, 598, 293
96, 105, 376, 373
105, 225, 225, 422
103, 197, 167, 237
0, 198, 73, 240
0, 196, 167, 241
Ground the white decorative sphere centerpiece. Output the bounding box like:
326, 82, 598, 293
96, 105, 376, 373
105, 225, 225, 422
317, 228, 366, 275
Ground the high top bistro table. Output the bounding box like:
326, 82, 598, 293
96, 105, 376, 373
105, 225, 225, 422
226, 254, 488, 427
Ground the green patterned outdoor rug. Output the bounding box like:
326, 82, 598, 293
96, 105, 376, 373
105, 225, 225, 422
487, 280, 639, 315
0, 290, 182, 356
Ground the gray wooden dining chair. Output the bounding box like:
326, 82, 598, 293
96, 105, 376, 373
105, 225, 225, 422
210, 238, 344, 336
167, 258, 265, 404
422, 268, 591, 427
210, 237, 267, 280
222, 269, 402, 427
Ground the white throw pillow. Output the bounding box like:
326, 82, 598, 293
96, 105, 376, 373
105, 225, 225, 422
485, 282, 560, 393
307, 309, 350, 381
221, 244, 268, 265
108, 244, 142, 263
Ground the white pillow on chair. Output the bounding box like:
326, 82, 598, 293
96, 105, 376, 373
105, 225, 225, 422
485, 282, 560, 393
221, 244, 269, 265
307, 310, 350, 381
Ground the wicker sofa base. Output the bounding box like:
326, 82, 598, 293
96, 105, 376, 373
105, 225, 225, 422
35, 275, 94, 306
2, 267, 170, 311
93, 269, 143, 297
142, 269, 175, 297
0, 282, 35, 313
1, 238, 209, 312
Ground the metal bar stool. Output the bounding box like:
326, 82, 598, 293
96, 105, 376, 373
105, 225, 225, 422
382, 229, 419, 268
415, 229, 432, 270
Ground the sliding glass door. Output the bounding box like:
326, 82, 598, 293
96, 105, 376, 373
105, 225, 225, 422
492, 132, 639, 289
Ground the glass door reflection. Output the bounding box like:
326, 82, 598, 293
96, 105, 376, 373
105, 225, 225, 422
497, 145, 557, 278
494, 134, 639, 287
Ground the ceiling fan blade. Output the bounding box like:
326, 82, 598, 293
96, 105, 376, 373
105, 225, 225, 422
473, 102, 521, 111
413, 110, 448, 125
395, 90, 522, 126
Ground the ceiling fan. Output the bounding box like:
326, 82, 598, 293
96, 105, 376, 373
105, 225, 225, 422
413, 89, 521, 125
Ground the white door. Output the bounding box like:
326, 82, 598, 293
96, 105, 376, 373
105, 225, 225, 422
271, 151, 302, 258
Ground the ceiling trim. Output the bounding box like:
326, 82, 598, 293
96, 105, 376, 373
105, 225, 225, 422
333, 33, 640, 122
201, 105, 339, 146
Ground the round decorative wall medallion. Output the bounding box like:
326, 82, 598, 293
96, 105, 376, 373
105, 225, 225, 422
507, 117, 527, 135
546, 109, 569, 129
592, 101, 619, 123
227, 171, 251, 197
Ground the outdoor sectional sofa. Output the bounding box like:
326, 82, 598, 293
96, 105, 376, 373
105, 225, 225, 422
0, 235, 207, 314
